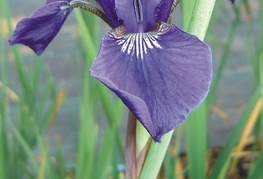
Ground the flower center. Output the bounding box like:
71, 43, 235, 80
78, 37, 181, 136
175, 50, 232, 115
111, 22, 171, 60
115, 0, 161, 33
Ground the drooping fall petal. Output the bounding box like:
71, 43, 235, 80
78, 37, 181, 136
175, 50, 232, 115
91, 23, 212, 142
8, 1, 72, 55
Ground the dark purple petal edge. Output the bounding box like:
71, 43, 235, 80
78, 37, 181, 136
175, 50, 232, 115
97, 0, 122, 28
90, 23, 213, 142
155, 0, 174, 22
8, 1, 72, 55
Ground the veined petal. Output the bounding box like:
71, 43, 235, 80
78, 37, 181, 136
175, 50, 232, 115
8, 1, 72, 55
155, 0, 174, 22
115, 0, 161, 32
140, 0, 161, 31
97, 0, 122, 28
115, 0, 137, 32
91, 22, 212, 142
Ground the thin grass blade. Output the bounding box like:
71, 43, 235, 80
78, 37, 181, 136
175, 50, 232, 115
209, 87, 263, 178
186, 103, 207, 179
75, 10, 98, 179
248, 149, 263, 179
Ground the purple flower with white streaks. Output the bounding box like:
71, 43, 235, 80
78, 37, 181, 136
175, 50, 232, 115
8, 0, 212, 142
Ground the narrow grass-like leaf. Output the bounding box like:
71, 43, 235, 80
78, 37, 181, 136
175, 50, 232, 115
257, 0, 263, 166
229, 98, 263, 175
164, 125, 184, 179
54, 138, 66, 179
76, 9, 125, 162
36, 134, 53, 179
139, 131, 173, 179
248, 149, 263, 179
112, 144, 120, 179
0, 97, 6, 179
94, 127, 116, 179
99, 88, 125, 159
184, 0, 216, 178
209, 87, 263, 179
75, 10, 98, 179
31, 57, 43, 93
181, 0, 195, 30
207, 0, 223, 31
259, 0, 263, 87
186, 103, 207, 179
37, 149, 47, 179
0, 0, 8, 177
207, 6, 240, 105
7, 119, 39, 172
75, 10, 97, 59
39, 75, 57, 128
81, 10, 125, 159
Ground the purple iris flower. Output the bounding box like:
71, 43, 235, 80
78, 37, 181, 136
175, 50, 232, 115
8, 0, 212, 142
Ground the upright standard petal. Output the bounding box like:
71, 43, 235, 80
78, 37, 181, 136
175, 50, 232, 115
155, 0, 174, 22
115, 0, 137, 32
8, 1, 72, 55
140, 0, 161, 32
97, 0, 122, 28
91, 23, 212, 142
115, 0, 161, 32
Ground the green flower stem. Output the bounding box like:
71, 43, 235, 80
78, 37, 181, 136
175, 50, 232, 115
136, 121, 150, 156
138, 130, 173, 179
187, 0, 216, 39
137, 0, 216, 178
126, 113, 152, 178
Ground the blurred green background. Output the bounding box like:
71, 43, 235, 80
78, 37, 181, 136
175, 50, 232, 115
1, 0, 263, 178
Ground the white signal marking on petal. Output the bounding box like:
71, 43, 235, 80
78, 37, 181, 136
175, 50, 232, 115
136, 34, 140, 59
120, 34, 130, 52
144, 34, 153, 49
128, 34, 135, 54
142, 34, 147, 54
139, 33, 144, 59
148, 35, 162, 49
117, 32, 162, 60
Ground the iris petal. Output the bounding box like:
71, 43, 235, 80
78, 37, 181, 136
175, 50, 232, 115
140, 0, 161, 31
91, 23, 212, 142
8, 1, 72, 55
155, 0, 174, 22
115, 0, 161, 32
97, 0, 122, 28
115, 0, 137, 32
